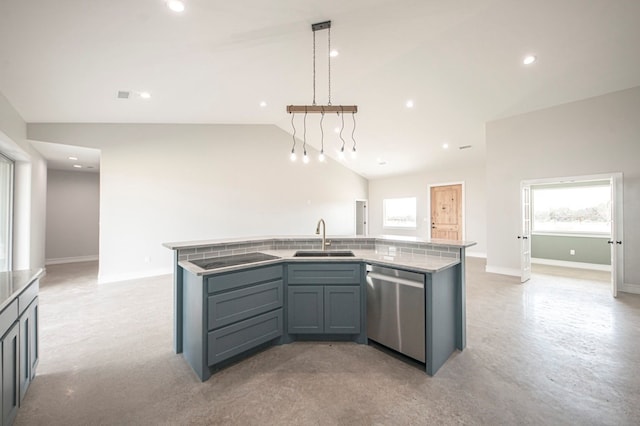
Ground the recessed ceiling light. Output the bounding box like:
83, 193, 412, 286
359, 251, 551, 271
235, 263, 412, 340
405, 100, 414, 108
73, 164, 82, 168
139, 92, 151, 99
68, 156, 78, 161
523, 55, 536, 65
259, 101, 267, 107
167, 0, 185, 13
442, 143, 449, 149
329, 49, 339, 57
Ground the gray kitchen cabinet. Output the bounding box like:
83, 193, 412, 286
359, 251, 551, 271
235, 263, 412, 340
324, 286, 360, 334
287, 286, 324, 333
182, 264, 284, 381
1, 322, 19, 426
287, 263, 363, 336
287, 285, 360, 334
19, 297, 39, 403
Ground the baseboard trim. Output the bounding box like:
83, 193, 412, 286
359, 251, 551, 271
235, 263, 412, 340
485, 265, 520, 277
532, 258, 611, 271
98, 268, 173, 284
466, 251, 487, 259
46, 255, 99, 265
619, 282, 640, 295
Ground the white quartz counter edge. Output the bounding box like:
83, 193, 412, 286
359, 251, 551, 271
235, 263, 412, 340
164, 235, 476, 250
178, 249, 460, 276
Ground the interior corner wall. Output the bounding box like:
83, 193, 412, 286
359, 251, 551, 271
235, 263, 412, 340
45, 170, 99, 263
486, 86, 640, 285
26, 123, 369, 283
0, 91, 47, 270
368, 164, 487, 256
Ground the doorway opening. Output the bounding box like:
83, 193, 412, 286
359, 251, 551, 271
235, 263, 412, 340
428, 183, 464, 240
520, 173, 623, 297
355, 199, 368, 236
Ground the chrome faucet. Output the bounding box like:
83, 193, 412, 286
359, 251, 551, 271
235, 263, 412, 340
315, 218, 329, 251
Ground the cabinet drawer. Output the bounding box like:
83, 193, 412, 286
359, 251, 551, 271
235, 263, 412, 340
207, 309, 282, 365
208, 280, 283, 330
0, 300, 18, 338
287, 263, 361, 285
207, 265, 282, 294
18, 279, 39, 315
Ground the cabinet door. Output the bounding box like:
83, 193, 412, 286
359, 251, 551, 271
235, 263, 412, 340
30, 297, 39, 379
287, 286, 324, 334
324, 286, 361, 334
19, 304, 32, 403
2, 322, 20, 426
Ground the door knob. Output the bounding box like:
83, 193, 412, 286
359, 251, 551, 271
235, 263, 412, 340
517, 236, 521, 239
607, 240, 614, 244
616, 241, 622, 245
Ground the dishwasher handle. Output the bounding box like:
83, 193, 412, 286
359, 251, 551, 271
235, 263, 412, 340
366, 272, 424, 289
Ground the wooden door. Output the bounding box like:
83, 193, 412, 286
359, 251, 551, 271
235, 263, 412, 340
430, 184, 462, 240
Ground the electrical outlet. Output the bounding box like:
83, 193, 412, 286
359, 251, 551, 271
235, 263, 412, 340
569, 249, 575, 256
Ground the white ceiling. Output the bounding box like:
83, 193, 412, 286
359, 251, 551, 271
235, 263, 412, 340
1, 0, 639, 178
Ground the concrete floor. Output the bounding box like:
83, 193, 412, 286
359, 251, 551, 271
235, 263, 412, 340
15, 258, 640, 425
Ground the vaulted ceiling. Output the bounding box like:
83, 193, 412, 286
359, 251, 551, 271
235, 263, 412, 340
2, 0, 639, 178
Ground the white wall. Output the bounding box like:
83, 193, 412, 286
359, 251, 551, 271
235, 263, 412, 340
27, 124, 368, 283
45, 169, 99, 263
368, 164, 487, 256
486, 86, 640, 288
0, 91, 47, 270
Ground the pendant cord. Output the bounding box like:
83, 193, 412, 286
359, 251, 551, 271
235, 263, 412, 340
312, 31, 316, 106
351, 112, 357, 152
328, 26, 332, 106
303, 109, 308, 155
339, 110, 345, 152
320, 110, 325, 154
290, 113, 296, 153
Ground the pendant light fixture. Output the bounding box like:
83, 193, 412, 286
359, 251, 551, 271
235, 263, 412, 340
288, 21, 358, 163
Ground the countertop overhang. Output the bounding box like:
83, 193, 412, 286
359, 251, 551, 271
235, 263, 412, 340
0, 268, 46, 312
163, 235, 477, 251
179, 249, 461, 276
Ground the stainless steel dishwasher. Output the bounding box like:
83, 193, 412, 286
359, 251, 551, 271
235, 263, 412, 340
366, 264, 425, 362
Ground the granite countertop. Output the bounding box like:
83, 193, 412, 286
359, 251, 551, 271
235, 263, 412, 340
0, 268, 46, 312
163, 235, 477, 250
179, 249, 460, 276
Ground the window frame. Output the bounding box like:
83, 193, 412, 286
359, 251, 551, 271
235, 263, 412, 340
382, 197, 417, 229
531, 183, 611, 237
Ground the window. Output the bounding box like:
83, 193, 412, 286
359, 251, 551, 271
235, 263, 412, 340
0, 154, 13, 271
383, 197, 417, 228
532, 183, 611, 235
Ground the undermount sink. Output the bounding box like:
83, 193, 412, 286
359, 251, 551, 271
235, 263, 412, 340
293, 250, 355, 257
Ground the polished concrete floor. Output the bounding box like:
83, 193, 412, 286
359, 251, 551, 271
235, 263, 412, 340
15, 259, 640, 425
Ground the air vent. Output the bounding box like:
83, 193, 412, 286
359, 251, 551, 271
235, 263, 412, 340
117, 90, 131, 99
459, 145, 472, 150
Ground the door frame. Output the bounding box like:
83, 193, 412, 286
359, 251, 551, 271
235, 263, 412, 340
354, 199, 368, 236
520, 172, 623, 297
427, 181, 465, 240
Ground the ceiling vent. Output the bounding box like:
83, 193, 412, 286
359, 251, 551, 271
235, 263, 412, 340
117, 90, 131, 99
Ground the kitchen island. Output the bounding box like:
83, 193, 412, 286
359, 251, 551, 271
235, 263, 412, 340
164, 235, 475, 381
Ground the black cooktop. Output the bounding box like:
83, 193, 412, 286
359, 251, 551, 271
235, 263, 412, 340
192, 252, 280, 270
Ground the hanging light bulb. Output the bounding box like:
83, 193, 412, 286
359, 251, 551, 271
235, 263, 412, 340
290, 150, 297, 162
351, 147, 357, 159
303, 150, 310, 164
338, 147, 345, 161
319, 150, 325, 162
